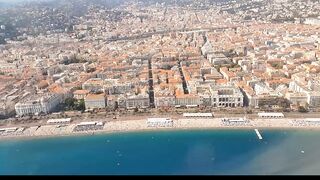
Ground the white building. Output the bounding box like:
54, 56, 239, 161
82, 78, 104, 93
254, 82, 274, 95
104, 79, 132, 95
307, 92, 320, 108
84, 93, 106, 110
201, 41, 214, 57
175, 94, 201, 107
289, 81, 320, 108
207, 53, 231, 65
15, 94, 62, 116
155, 93, 175, 108
126, 94, 150, 109
304, 18, 320, 25
210, 85, 244, 107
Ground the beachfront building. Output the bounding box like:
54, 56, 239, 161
250, 95, 289, 109
126, 94, 150, 109
258, 112, 285, 118
84, 93, 106, 110
210, 85, 244, 108
154, 93, 176, 108
15, 93, 62, 116
289, 80, 320, 108
147, 118, 173, 127
307, 92, 320, 108
175, 94, 201, 107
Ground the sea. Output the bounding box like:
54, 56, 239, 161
1, 129, 320, 175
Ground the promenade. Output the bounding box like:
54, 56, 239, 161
1, 117, 320, 141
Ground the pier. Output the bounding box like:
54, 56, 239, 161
254, 129, 263, 140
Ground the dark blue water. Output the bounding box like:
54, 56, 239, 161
1, 130, 320, 175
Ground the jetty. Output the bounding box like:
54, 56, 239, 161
254, 129, 263, 140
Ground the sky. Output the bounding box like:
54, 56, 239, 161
0, 0, 41, 3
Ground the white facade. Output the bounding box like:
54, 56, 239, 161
15, 94, 61, 116
175, 95, 201, 107
84, 94, 106, 110
307, 92, 320, 108
82, 78, 104, 92
126, 94, 150, 109
210, 85, 244, 107
155, 95, 175, 108
289, 81, 320, 107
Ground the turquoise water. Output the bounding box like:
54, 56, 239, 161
1, 129, 320, 175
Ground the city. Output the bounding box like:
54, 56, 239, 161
1, 0, 320, 175
1, 0, 320, 118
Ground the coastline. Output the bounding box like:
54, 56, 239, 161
1, 118, 320, 142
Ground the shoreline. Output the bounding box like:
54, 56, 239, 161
2, 118, 320, 142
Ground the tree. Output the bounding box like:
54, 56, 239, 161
298, 106, 308, 113
76, 99, 85, 111
64, 98, 76, 110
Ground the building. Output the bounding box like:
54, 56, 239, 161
126, 94, 150, 109
285, 92, 308, 106
254, 82, 275, 95
251, 95, 289, 109
289, 81, 320, 108
307, 92, 320, 108
84, 93, 106, 110
82, 78, 104, 93
154, 92, 175, 108
15, 93, 62, 116
104, 79, 132, 95
201, 41, 214, 57
73, 90, 90, 100
207, 53, 231, 65
106, 95, 117, 109
175, 94, 201, 107
210, 85, 244, 107
304, 18, 320, 25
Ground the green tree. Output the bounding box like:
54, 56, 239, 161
76, 99, 85, 111
64, 98, 76, 110
298, 106, 308, 113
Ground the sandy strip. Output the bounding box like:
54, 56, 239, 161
1, 118, 320, 141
